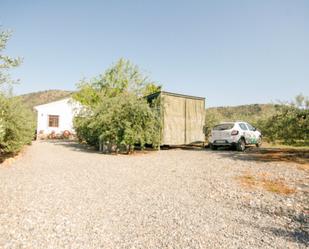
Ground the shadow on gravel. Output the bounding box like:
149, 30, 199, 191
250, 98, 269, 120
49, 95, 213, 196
42, 140, 309, 166
267, 226, 309, 246
242, 204, 309, 246
44, 140, 157, 155
163, 145, 206, 151
0, 152, 14, 164
44, 140, 100, 154
214, 147, 309, 165
47, 140, 208, 153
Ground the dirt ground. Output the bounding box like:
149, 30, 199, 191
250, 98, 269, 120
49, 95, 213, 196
0, 140, 308, 248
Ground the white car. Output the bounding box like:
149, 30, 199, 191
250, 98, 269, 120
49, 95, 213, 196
208, 121, 262, 151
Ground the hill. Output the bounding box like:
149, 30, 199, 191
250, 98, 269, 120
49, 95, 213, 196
19, 90, 277, 119
17, 90, 73, 110
206, 103, 278, 122
18, 90, 277, 123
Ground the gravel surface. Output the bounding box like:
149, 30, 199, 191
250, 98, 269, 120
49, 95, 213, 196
0, 141, 308, 249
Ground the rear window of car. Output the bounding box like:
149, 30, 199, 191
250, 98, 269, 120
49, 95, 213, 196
213, 123, 234, 131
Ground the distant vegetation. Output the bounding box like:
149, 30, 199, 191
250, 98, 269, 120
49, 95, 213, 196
207, 104, 278, 122
18, 89, 72, 110
258, 95, 308, 146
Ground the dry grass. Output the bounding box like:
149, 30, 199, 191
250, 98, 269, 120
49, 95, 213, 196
261, 178, 296, 195
238, 175, 256, 188
263, 142, 309, 150
237, 173, 296, 195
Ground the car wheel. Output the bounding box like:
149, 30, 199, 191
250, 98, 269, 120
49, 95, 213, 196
237, 138, 246, 151
210, 143, 218, 150
256, 136, 262, 147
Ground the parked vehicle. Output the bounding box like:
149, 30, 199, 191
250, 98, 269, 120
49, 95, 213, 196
208, 121, 262, 151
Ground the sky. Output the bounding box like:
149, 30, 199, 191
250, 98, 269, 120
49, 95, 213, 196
1, 0, 308, 107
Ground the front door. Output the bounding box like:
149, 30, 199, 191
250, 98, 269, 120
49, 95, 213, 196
246, 123, 258, 144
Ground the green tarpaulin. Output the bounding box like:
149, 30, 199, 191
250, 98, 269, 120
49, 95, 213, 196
147, 91, 205, 145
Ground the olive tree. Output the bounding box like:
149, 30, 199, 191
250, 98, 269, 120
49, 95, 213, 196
73, 59, 162, 152
73, 58, 161, 107
0, 29, 35, 155
259, 95, 309, 145
0, 95, 35, 154
0, 29, 22, 89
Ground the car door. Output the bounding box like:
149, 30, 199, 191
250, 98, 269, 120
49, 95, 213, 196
239, 123, 251, 144
246, 123, 258, 144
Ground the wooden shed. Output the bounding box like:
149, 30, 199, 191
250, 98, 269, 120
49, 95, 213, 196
147, 91, 205, 146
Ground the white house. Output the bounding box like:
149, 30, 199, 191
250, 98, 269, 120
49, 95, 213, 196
34, 98, 82, 138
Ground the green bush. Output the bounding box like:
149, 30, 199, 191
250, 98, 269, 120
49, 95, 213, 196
73, 59, 162, 152
73, 58, 161, 108
258, 105, 308, 145
0, 94, 36, 154
74, 94, 161, 152
0, 29, 35, 155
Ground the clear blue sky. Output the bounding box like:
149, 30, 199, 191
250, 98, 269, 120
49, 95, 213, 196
1, 0, 308, 107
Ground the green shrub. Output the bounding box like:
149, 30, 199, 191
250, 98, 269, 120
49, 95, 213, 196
0, 94, 35, 154
74, 94, 161, 152
258, 104, 308, 145
73, 58, 161, 108
0, 29, 35, 155
73, 59, 162, 152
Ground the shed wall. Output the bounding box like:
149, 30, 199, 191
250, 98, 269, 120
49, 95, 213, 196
161, 94, 205, 145
185, 98, 205, 144
162, 95, 186, 145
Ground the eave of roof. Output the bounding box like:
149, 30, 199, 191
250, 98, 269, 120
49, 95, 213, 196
146, 91, 205, 101
34, 97, 72, 109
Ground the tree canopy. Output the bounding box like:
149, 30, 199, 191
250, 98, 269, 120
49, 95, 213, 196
0, 29, 22, 90
73, 58, 161, 108
73, 59, 162, 152
0, 28, 35, 155
258, 95, 309, 145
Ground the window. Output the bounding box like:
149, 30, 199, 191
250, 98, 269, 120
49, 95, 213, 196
246, 123, 255, 131
213, 123, 235, 131
48, 115, 59, 127
239, 123, 248, 130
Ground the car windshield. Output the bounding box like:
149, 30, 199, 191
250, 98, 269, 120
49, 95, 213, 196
213, 123, 234, 131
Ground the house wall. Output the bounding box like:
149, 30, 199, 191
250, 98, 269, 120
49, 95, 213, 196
35, 98, 81, 137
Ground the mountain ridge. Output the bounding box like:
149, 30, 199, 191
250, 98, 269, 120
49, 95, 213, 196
17, 89, 73, 110
18, 90, 277, 123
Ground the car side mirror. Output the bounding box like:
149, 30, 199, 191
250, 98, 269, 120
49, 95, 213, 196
253, 127, 257, 131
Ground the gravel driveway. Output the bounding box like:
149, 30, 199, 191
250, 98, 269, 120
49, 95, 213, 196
0, 141, 308, 249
